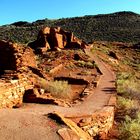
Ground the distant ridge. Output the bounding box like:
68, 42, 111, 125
0, 11, 140, 43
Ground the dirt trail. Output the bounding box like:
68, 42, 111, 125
0, 49, 116, 140
19, 48, 116, 117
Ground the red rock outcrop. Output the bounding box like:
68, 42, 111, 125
28, 27, 88, 54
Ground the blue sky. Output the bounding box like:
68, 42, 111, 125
0, 0, 140, 25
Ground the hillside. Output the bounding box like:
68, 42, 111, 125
0, 11, 140, 43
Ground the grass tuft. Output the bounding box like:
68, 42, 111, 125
45, 80, 72, 99
117, 72, 140, 139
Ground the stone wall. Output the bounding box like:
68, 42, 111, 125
28, 27, 88, 54
0, 40, 37, 108
12, 43, 37, 71
0, 78, 33, 108
78, 107, 114, 139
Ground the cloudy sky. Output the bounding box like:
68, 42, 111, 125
0, 0, 140, 25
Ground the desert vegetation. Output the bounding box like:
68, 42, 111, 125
90, 41, 140, 139
116, 72, 140, 140
1, 11, 140, 43
45, 80, 72, 99
37, 77, 72, 99
76, 60, 97, 69
119, 113, 140, 140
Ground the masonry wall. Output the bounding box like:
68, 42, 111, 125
0, 40, 36, 108
0, 79, 33, 108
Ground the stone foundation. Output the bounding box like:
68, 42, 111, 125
0, 40, 37, 108
78, 107, 114, 139
0, 78, 33, 108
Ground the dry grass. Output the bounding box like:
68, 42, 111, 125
117, 72, 140, 139
117, 72, 140, 96
38, 78, 72, 99
117, 96, 135, 110
119, 113, 140, 140
36, 77, 49, 89
45, 80, 72, 99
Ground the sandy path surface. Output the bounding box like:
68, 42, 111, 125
0, 109, 62, 140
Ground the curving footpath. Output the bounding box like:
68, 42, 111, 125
0, 48, 116, 139
19, 48, 116, 117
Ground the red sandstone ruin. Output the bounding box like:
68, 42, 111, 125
0, 27, 89, 108
29, 26, 88, 54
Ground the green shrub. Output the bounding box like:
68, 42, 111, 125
117, 96, 135, 109
117, 72, 140, 139
119, 113, 140, 140
1, 12, 140, 43
117, 72, 140, 98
